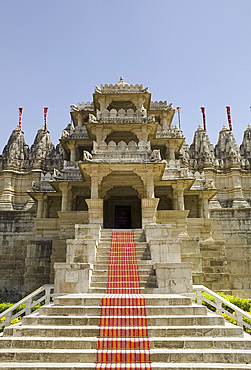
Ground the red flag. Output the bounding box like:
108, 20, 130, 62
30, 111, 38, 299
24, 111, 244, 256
226, 106, 233, 131
44, 107, 48, 132
200, 107, 206, 131
19, 108, 23, 132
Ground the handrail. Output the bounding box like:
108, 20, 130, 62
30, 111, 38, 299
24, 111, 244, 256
0, 284, 54, 330
194, 285, 251, 332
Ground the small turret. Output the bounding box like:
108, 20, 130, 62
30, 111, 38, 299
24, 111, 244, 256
215, 125, 241, 168
240, 124, 251, 169
1, 125, 29, 170
30, 125, 54, 168
189, 124, 215, 169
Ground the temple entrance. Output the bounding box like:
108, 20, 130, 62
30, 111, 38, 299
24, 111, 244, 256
103, 187, 142, 229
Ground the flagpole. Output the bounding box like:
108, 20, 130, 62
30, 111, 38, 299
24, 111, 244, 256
200, 107, 206, 131
19, 108, 23, 132
226, 106, 233, 131
176, 107, 181, 129
44, 107, 48, 132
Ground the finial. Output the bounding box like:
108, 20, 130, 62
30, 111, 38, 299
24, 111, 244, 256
120, 76, 124, 82
247, 124, 251, 129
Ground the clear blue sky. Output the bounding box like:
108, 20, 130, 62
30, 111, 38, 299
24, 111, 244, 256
0, 0, 250, 151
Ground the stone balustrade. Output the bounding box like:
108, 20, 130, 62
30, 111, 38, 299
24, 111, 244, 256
90, 140, 158, 163
95, 108, 155, 124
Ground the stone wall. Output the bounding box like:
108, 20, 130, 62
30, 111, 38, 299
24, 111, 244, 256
0, 211, 35, 301
211, 209, 251, 297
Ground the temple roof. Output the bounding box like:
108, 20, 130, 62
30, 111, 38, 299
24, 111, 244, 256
94, 77, 149, 94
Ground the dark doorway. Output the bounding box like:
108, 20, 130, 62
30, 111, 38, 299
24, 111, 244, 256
115, 205, 131, 229
103, 186, 142, 229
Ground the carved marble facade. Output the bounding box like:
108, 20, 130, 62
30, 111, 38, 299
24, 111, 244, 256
0, 77, 251, 300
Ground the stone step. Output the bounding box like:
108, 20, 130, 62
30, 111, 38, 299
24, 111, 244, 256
40, 305, 208, 317
97, 248, 150, 258
91, 269, 153, 276
22, 314, 225, 327
0, 363, 250, 370
150, 348, 251, 363
1, 336, 251, 350
93, 262, 153, 270
91, 274, 154, 282
98, 241, 148, 247
88, 287, 158, 294
1, 348, 251, 363
94, 258, 151, 264
90, 280, 155, 288
4, 325, 244, 338
53, 294, 193, 307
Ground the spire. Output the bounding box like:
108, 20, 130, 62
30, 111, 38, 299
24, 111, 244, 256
189, 125, 215, 169
215, 125, 240, 167
2, 126, 29, 169
30, 125, 54, 167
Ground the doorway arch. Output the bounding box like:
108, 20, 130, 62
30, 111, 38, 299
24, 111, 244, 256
103, 186, 142, 229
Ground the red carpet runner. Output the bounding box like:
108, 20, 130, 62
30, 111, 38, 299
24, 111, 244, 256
96, 232, 152, 369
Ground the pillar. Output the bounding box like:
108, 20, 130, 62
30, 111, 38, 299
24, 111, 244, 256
198, 196, 203, 218
37, 194, 44, 218
76, 113, 83, 127
162, 117, 168, 130
90, 175, 99, 199
68, 142, 77, 162
172, 184, 184, 211
59, 183, 70, 212
203, 198, 209, 219
146, 173, 155, 198
177, 189, 185, 211
43, 195, 49, 218
169, 144, 175, 161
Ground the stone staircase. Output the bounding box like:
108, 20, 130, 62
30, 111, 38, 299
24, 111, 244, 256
90, 229, 157, 293
0, 229, 251, 369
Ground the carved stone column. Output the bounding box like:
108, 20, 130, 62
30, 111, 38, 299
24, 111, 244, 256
146, 172, 155, 198
90, 174, 99, 199
43, 195, 49, 218
68, 142, 77, 162
141, 198, 159, 227
36, 194, 44, 218
76, 113, 83, 127
169, 143, 175, 161
86, 199, 103, 226
198, 195, 203, 218
172, 184, 185, 211
59, 183, 70, 212
202, 198, 209, 218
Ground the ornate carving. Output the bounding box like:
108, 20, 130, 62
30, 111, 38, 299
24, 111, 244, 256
83, 151, 93, 162
150, 149, 162, 162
